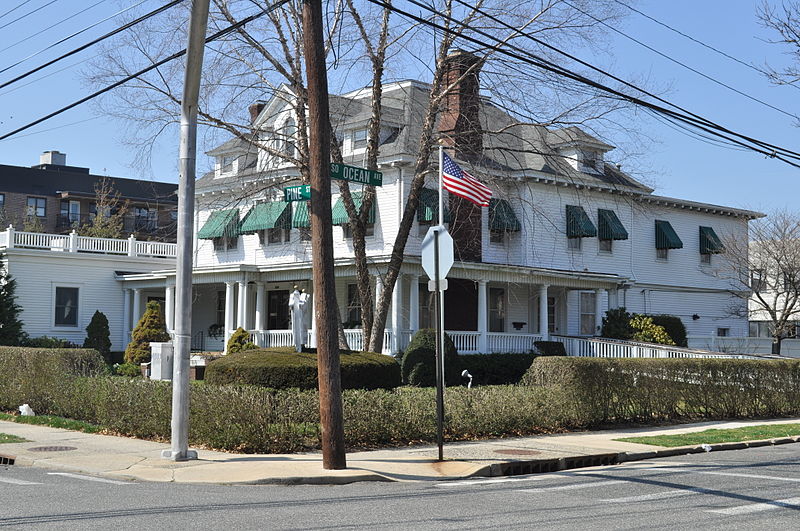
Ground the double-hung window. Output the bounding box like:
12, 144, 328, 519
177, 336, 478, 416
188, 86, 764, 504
27, 197, 46, 217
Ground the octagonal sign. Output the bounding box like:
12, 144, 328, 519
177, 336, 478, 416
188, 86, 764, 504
421, 225, 454, 281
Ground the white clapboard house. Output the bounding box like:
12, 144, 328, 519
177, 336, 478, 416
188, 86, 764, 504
1, 51, 761, 355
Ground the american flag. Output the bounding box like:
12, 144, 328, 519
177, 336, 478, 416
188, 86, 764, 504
441, 152, 492, 207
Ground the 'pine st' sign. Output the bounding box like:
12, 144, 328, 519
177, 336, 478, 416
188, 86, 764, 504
330, 163, 383, 186
284, 185, 311, 202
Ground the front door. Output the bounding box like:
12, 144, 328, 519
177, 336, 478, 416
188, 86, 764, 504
267, 290, 290, 329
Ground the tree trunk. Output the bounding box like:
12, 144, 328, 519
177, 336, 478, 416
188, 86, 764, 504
772, 336, 783, 355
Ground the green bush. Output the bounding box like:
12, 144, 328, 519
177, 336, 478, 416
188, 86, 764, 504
226, 327, 257, 353
601, 307, 633, 340
23, 336, 78, 348
124, 301, 169, 364
84, 311, 112, 360
459, 353, 536, 385
649, 314, 688, 347
533, 341, 566, 356
114, 362, 142, 378
401, 329, 460, 386
205, 347, 401, 390
0, 252, 25, 346
630, 315, 675, 345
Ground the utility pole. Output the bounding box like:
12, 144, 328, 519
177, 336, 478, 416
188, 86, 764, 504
162, 0, 210, 461
302, 0, 346, 469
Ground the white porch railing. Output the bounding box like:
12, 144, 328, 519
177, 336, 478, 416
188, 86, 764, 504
448, 331, 481, 354
0, 226, 177, 258
488, 333, 543, 353
550, 335, 772, 360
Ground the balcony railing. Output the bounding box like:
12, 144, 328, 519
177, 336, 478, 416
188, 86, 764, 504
0, 226, 176, 258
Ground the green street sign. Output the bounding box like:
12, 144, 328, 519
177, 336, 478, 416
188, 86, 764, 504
284, 185, 311, 202
330, 162, 383, 186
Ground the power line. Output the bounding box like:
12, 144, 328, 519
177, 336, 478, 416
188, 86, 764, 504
368, 0, 800, 168
0, 0, 184, 89
0, 0, 62, 31
0, 0, 35, 22
0, 0, 292, 142
562, 0, 800, 121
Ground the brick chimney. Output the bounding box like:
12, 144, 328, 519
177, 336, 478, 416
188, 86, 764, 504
439, 50, 484, 262
248, 101, 266, 124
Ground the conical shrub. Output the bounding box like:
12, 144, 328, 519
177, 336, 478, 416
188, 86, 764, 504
124, 300, 169, 364
84, 310, 112, 361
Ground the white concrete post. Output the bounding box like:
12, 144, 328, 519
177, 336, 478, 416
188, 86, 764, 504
69, 230, 78, 252
539, 284, 549, 341
165, 285, 175, 333
132, 288, 142, 328
409, 275, 419, 332
375, 275, 383, 347
594, 289, 604, 336
237, 280, 247, 330
477, 280, 488, 353
254, 281, 266, 331
122, 288, 131, 347
309, 286, 316, 348
391, 274, 403, 354
224, 281, 235, 345
127, 234, 137, 257
5, 225, 14, 249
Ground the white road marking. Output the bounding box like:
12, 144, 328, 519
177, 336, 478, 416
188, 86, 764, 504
709, 496, 800, 515
436, 475, 555, 488
602, 487, 715, 503
0, 477, 42, 485
47, 472, 131, 485
652, 468, 800, 483
516, 479, 624, 492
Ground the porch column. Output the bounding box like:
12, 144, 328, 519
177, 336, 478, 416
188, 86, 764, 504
477, 280, 488, 353
538, 284, 549, 341
409, 275, 419, 332
165, 285, 175, 333
254, 282, 266, 331
122, 288, 131, 347
594, 289, 603, 336
607, 288, 618, 311
132, 288, 142, 328
375, 276, 383, 349
391, 274, 403, 354
224, 281, 235, 344
237, 279, 247, 330
309, 286, 316, 348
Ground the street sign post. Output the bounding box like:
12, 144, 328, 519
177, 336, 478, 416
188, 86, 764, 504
420, 225, 454, 462
330, 162, 383, 186
284, 185, 311, 202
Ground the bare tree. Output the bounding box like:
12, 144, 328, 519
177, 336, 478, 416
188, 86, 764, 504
758, 0, 800, 97
78, 178, 129, 239
718, 210, 800, 354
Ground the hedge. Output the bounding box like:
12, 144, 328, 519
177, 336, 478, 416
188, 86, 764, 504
5, 348, 800, 454
204, 347, 401, 390
459, 353, 536, 385
401, 329, 460, 386
521, 356, 800, 424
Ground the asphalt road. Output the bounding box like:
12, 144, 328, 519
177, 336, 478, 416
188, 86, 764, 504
1, 445, 799, 529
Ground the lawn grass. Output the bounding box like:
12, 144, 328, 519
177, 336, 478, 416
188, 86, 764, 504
616, 423, 800, 447
0, 433, 28, 443
0, 412, 102, 434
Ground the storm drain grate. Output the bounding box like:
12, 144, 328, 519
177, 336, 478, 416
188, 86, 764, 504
493, 453, 619, 477
26, 446, 77, 452
494, 449, 542, 456
0, 453, 15, 465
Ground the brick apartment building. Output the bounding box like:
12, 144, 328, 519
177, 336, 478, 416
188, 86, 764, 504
0, 151, 178, 241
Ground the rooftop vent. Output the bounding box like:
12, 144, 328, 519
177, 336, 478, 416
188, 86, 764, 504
40, 150, 66, 166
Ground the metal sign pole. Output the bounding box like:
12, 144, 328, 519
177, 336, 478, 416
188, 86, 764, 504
434, 228, 444, 462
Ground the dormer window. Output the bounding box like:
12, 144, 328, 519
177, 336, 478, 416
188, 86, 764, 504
221, 155, 236, 173
580, 149, 601, 173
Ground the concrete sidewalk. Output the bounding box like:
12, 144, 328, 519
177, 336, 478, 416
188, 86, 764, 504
1, 418, 799, 485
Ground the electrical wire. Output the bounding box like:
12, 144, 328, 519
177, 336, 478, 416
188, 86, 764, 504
375, 0, 800, 168
0, 0, 292, 142
0, 0, 62, 31
0, 0, 35, 22
0, 0, 184, 88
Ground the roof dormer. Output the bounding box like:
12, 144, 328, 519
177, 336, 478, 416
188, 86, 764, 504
547, 126, 614, 175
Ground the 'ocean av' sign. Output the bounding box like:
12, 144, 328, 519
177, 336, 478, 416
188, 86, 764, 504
330, 163, 383, 186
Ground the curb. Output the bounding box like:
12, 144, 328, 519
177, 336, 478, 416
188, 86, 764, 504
618, 435, 800, 463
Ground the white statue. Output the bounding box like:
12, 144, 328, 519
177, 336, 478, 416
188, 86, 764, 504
289, 286, 310, 352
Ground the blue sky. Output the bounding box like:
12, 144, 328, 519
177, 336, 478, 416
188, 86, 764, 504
0, 1, 797, 214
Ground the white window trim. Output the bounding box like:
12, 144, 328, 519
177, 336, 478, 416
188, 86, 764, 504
51, 282, 82, 330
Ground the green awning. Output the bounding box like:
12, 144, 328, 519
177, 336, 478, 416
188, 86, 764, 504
417, 187, 451, 223
566, 205, 597, 238
239, 201, 291, 233
598, 209, 628, 240
197, 209, 240, 240
331, 191, 375, 225
292, 201, 310, 228
489, 198, 521, 232
655, 220, 683, 249
699, 226, 724, 254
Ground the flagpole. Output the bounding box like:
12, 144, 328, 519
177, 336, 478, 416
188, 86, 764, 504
438, 145, 444, 226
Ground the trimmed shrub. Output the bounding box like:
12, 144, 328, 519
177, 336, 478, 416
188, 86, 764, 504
401, 329, 460, 386
84, 311, 112, 360
650, 314, 688, 347
601, 307, 633, 340
533, 341, 566, 356
226, 327, 257, 353
124, 300, 169, 364
630, 315, 675, 345
205, 347, 401, 390
23, 336, 78, 348
459, 353, 536, 385
114, 362, 142, 378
